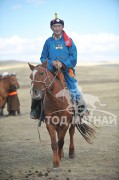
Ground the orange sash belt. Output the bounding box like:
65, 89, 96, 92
69, 68, 75, 78
8, 91, 17, 96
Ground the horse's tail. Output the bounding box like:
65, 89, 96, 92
75, 122, 95, 144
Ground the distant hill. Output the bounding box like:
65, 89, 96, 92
0, 60, 26, 65
0, 60, 38, 66
0, 59, 119, 67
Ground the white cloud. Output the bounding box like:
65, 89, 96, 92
69, 32, 119, 53
69, 32, 119, 63
0, 35, 46, 62
0, 33, 119, 63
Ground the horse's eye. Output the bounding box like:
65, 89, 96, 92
40, 72, 44, 76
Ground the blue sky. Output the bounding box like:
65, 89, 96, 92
0, 0, 119, 64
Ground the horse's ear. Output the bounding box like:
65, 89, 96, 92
42, 59, 48, 68
28, 63, 35, 71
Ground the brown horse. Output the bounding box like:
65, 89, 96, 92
29, 61, 95, 169
0, 74, 19, 116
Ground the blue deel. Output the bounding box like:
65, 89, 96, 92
40, 36, 81, 101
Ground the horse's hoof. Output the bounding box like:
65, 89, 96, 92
52, 167, 62, 172
69, 153, 75, 159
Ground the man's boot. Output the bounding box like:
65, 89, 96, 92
8, 110, 12, 115
30, 99, 44, 120
10, 110, 16, 116
76, 94, 89, 117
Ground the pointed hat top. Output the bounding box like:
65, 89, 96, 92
55, 13, 58, 19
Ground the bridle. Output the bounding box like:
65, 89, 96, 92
31, 66, 59, 92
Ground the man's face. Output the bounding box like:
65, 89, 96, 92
51, 24, 64, 36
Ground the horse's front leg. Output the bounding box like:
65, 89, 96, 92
69, 124, 75, 158
58, 125, 69, 160
56, 126, 64, 158
46, 124, 60, 168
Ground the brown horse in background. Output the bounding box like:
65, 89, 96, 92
29, 61, 95, 170
0, 74, 19, 116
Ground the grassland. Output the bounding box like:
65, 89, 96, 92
0, 62, 119, 180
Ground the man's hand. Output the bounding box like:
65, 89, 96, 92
52, 60, 62, 69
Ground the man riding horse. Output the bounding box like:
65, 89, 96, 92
7, 73, 21, 116
30, 13, 89, 120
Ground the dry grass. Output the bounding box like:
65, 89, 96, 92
0, 62, 119, 180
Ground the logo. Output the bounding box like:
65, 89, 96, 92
45, 86, 117, 127
56, 19, 60, 22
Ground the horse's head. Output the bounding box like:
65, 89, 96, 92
29, 61, 53, 100
9, 74, 19, 89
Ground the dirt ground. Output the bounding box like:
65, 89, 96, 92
0, 62, 119, 180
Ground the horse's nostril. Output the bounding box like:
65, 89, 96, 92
32, 89, 42, 100
34, 89, 38, 95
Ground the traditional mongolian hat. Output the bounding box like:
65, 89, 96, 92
50, 13, 64, 27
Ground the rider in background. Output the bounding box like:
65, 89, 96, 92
7, 73, 21, 116
30, 13, 89, 120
